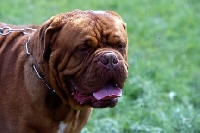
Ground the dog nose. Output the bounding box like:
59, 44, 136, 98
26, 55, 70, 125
100, 53, 118, 69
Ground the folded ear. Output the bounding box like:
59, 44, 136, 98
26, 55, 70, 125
38, 15, 64, 63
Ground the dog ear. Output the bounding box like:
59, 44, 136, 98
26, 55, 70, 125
38, 15, 64, 63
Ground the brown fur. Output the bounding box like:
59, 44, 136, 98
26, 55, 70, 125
0, 10, 128, 133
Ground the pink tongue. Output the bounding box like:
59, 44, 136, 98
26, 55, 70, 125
93, 83, 122, 100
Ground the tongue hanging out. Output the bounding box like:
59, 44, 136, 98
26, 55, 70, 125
93, 82, 122, 101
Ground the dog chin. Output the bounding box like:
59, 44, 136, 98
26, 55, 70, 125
90, 98, 118, 108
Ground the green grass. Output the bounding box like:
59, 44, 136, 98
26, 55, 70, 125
1, 0, 200, 132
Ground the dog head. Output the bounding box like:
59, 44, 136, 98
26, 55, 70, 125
34, 10, 128, 109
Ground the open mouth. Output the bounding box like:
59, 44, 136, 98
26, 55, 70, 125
69, 79, 122, 108
93, 81, 122, 100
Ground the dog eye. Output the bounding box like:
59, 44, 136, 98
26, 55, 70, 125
117, 42, 125, 51
79, 47, 89, 52
76, 45, 90, 55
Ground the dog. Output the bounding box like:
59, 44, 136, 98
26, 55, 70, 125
0, 10, 128, 133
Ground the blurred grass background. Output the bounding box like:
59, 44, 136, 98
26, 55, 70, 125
1, 0, 200, 132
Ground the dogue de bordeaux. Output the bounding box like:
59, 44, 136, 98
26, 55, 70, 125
0, 10, 128, 133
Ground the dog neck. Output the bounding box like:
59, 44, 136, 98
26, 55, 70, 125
24, 28, 56, 93
32, 64, 56, 92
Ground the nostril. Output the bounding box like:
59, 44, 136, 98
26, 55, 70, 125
113, 57, 118, 64
100, 57, 109, 65
100, 53, 118, 69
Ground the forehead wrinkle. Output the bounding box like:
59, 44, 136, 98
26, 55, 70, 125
61, 10, 125, 47
94, 16, 124, 43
